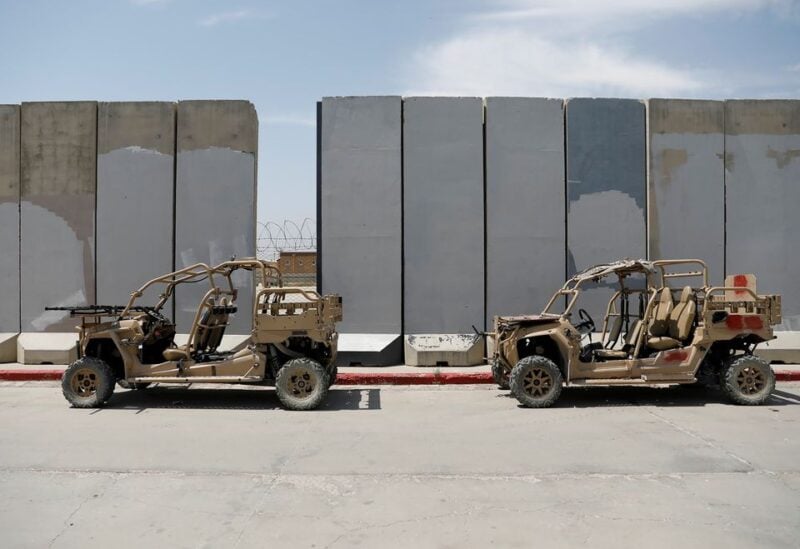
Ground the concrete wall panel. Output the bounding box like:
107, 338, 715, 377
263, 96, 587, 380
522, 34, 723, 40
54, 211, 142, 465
403, 97, 484, 334
97, 102, 175, 308
175, 101, 257, 334
566, 99, 646, 320
20, 102, 96, 332
725, 100, 800, 330
485, 97, 565, 325
0, 106, 20, 333
320, 96, 402, 334
649, 99, 724, 283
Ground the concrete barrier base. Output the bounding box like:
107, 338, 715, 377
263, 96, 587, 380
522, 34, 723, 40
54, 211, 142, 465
17, 333, 78, 365
336, 333, 403, 366
404, 334, 485, 367
756, 331, 800, 364
0, 333, 18, 363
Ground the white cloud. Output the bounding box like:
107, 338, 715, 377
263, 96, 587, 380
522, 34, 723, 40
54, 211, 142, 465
198, 9, 261, 27
409, 28, 703, 97
130, 0, 169, 6
477, 0, 798, 24
407, 0, 797, 97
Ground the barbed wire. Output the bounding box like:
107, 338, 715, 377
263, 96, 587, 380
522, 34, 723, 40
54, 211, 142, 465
257, 218, 316, 261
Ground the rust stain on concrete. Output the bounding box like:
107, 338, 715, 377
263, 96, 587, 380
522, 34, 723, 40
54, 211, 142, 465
660, 148, 688, 185
766, 147, 800, 169
720, 152, 735, 173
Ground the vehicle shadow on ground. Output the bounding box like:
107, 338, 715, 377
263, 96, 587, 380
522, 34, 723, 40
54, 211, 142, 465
102, 385, 382, 412
498, 386, 800, 408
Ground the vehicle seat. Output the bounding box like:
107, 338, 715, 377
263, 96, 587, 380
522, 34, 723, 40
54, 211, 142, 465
648, 287, 696, 351
162, 347, 190, 361
605, 315, 623, 349
195, 304, 237, 353
648, 287, 673, 337
161, 302, 236, 361
595, 319, 642, 359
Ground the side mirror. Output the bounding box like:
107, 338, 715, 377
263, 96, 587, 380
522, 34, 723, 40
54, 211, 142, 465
712, 311, 728, 323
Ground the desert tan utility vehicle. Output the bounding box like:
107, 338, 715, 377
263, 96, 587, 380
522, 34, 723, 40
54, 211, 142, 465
50, 258, 342, 411
491, 259, 781, 408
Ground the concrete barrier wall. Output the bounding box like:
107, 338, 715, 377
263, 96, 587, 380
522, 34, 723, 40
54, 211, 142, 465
97, 102, 175, 308
320, 96, 402, 334
20, 102, 97, 332
485, 97, 565, 325
649, 99, 725, 284
403, 97, 484, 334
175, 100, 258, 334
725, 100, 800, 330
0, 106, 20, 333
566, 98, 647, 320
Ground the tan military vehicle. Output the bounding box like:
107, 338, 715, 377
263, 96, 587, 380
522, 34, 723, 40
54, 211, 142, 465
52, 259, 342, 411
491, 259, 781, 408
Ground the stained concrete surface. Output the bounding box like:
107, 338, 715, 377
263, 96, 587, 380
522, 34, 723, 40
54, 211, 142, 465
725, 100, 800, 330
0, 382, 799, 548
566, 99, 647, 322
0, 105, 20, 333
320, 97, 403, 364
648, 99, 725, 284
96, 102, 175, 308
175, 101, 257, 334
19, 102, 96, 332
403, 97, 484, 334
485, 97, 565, 324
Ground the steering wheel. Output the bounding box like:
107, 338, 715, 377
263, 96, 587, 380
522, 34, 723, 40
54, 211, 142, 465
575, 308, 595, 334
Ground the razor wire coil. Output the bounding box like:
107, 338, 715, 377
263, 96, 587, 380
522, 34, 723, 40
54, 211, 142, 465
257, 218, 316, 261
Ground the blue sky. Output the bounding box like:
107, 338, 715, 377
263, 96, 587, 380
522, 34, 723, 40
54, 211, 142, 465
1, 0, 799, 230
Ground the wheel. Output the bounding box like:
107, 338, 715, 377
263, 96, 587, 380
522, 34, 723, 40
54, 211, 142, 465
720, 354, 775, 405
275, 357, 329, 410
327, 365, 338, 386
61, 357, 116, 408
509, 355, 563, 408
492, 360, 510, 390
117, 380, 151, 390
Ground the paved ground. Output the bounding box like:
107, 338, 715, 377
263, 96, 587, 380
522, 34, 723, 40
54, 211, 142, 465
1, 382, 799, 548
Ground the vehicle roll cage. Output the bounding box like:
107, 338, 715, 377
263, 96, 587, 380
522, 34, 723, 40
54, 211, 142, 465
541, 259, 712, 318
120, 259, 283, 320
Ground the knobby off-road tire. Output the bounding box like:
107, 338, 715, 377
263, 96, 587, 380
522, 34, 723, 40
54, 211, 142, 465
492, 360, 510, 390
327, 365, 338, 386
720, 354, 775, 405
61, 357, 116, 408
275, 358, 330, 411
510, 355, 563, 408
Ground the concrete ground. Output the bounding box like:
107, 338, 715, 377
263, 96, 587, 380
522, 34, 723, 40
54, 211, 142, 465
1, 382, 799, 548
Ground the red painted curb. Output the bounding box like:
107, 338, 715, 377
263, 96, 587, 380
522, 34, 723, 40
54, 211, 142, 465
1, 369, 799, 384
0, 370, 64, 381
335, 372, 495, 385
776, 371, 800, 382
